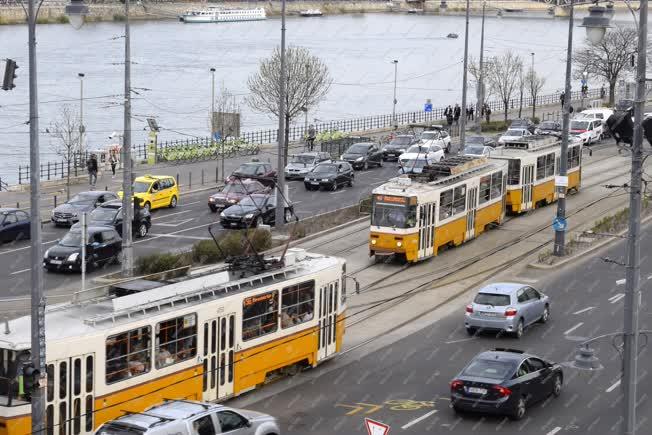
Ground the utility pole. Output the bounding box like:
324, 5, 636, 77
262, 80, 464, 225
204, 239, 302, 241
210, 68, 222, 180
78, 72, 85, 157
275, 0, 287, 231
391, 60, 398, 128
475, 1, 485, 135
459, 0, 470, 148
121, 0, 134, 275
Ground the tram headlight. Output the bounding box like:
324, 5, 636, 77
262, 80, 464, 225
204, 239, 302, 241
396, 241, 402, 247
371, 239, 377, 245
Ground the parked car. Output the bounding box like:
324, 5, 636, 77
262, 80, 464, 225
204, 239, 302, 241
341, 142, 383, 170
381, 135, 416, 161
304, 161, 354, 190
399, 144, 444, 166
510, 118, 536, 134
95, 400, 281, 435
570, 118, 603, 145
450, 348, 563, 420
535, 120, 562, 135
419, 127, 452, 153
465, 135, 496, 148
43, 226, 122, 272
226, 161, 277, 187
397, 156, 433, 175
462, 144, 493, 158
71, 200, 151, 238
0, 208, 30, 243
284, 151, 331, 179
220, 193, 294, 228
580, 107, 614, 121
51, 191, 119, 226
497, 128, 532, 145
464, 282, 550, 338
208, 180, 268, 213
119, 175, 179, 212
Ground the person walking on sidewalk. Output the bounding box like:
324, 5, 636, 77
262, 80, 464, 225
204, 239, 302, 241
484, 104, 491, 123
109, 152, 117, 178
87, 153, 98, 187
453, 104, 461, 125
307, 124, 316, 151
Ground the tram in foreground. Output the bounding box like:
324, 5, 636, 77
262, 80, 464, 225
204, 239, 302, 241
369, 156, 508, 263
0, 249, 346, 435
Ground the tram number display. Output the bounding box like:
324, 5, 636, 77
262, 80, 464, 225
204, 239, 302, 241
374, 195, 407, 205
244, 292, 275, 307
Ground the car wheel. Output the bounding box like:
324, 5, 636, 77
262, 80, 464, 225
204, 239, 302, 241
378, 159, 383, 168
113, 254, 122, 265
539, 305, 550, 323
169, 196, 177, 208
138, 223, 148, 238
143, 202, 151, 213
446, 144, 451, 153
348, 177, 353, 187
331, 182, 338, 191
465, 327, 476, 336
255, 216, 263, 227
209, 205, 217, 213
509, 397, 527, 421
513, 319, 524, 339
552, 374, 562, 397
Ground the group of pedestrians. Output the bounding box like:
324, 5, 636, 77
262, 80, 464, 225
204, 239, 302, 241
443, 102, 492, 129
85, 151, 119, 188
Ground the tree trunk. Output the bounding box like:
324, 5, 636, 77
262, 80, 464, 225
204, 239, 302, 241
518, 88, 523, 119
503, 100, 509, 122
609, 81, 616, 106
532, 96, 536, 120
284, 113, 291, 168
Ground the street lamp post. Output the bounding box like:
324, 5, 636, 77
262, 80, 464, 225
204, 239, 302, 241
459, 0, 470, 147
78, 72, 85, 157
476, 1, 486, 135
121, 0, 134, 275
275, 0, 287, 231
391, 60, 398, 128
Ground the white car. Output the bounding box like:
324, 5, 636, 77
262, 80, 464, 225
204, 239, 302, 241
462, 144, 493, 158
498, 128, 532, 145
580, 108, 614, 121
419, 128, 452, 153
399, 144, 445, 165
570, 118, 603, 145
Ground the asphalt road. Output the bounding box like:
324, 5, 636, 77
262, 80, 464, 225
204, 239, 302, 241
230, 224, 652, 435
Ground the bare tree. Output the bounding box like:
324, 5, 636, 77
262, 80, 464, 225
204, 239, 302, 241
49, 105, 81, 200
518, 69, 525, 119
572, 26, 637, 106
246, 46, 331, 163
468, 56, 493, 102
525, 69, 546, 120
485, 51, 523, 121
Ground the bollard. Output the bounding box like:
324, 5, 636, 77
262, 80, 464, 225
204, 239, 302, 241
216, 166, 219, 183
176, 173, 180, 187
54, 195, 57, 208
105, 186, 108, 191
201, 169, 204, 185
189, 172, 192, 189
16, 202, 19, 209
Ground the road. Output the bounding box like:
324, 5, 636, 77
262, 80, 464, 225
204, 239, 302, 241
228, 222, 652, 435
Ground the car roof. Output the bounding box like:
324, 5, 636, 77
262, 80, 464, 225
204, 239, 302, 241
477, 282, 526, 295
240, 162, 266, 166
396, 134, 414, 138
76, 191, 106, 197
69, 225, 117, 233
110, 400, 227, 429
475, 348, 529, 364
226, 178, 261, 185
100, 200, 123, 209
0, 208, 20, 213
135, 175, 172, 182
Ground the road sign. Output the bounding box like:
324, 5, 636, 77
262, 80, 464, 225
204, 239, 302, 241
552, 216, 567, 232
213, 131, 222, 141
581, 79, 587, 86
365, 418, 390, 435
424, 102, 432, 113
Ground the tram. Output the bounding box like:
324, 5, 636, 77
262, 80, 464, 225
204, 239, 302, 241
369, 156, 508, 263
488, 135, 582, 214
0, 249, 346, 435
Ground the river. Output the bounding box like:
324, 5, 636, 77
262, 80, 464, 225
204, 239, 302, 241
0, 11, 637, 183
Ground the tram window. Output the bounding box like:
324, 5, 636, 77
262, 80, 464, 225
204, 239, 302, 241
229, 315, 235, 348
453, 185, 466, 215
220, 318, 226, 351
220, 354, 226, 386
281, 281, 315, 329
73, 398, 81, 435
203, 323, 209, 357
59, 401, 66, 435
508, 160, 521, 185
228, 350, 234, 382
46, 404, 54, 435
568, 146, 580, 168
59, 361, 67, 400
479, 176, 491, 204
491, 171, 503, 200
47, 364, 54, 402
545, 153, 555, 177
155, 314, 198, 369
211, 320, 217, 354
536, 155, 546, 180
439, 189, 453, 220
85, 355, 93, 393
85, 395, 93, 432
242, 290, 279, 341
73, 358, 81, 396
341, 264, 347, 305
105, 326, 151, 384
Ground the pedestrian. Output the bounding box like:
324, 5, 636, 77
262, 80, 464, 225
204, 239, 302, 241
485, 105, 491, 123
600, 85, 606, 100
443, 105, 452, 118
560, 91, 565, 107
469, 105, 475, 121
109, 152, 117, 178
466, 107, 471, 121
453, 104, 461, 125
86, 153, 98, 187
446, 112, 454, 131
307, 124, 316, 151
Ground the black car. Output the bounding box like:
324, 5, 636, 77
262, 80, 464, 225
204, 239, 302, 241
71, 200, 151, 238
220, 194, 294, 228
535, 120, 562, 135
465, 135, 497, 148
51, 191, 119, 226
304, 161, 354, 191
382, 135, 416, 161
450, 348, 563, 421
226, 162, 277, 187
341, 142, 384, 170
509, 119, 536, 134
43, 226, 123, 272
0, 208, 31, 243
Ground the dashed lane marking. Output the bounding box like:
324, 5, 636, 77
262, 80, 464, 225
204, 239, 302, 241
606, 379, 621, 393
445, 337, 477, 344
155, 218, 195, 228
546, 427, 562, 435
401, 410, 438, 430
147, 233, 211, 241
512, 277, 538, 283
609, 293, 625, 304
151, 210, 192, 221
572, 307, 595, 315
616, 279, 626, 285
10, 268, 30, 275
564, 322, 584, 335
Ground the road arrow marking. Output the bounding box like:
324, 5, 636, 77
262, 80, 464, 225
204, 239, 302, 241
335, 403, 383, 416
546, 427, 562, 435
564, 322, 584, 335
154, 218, 194, 227
616, 279, 626, 285
606, 379, 621, 393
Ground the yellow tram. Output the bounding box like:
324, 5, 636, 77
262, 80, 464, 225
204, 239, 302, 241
0, 249, 346, 435
369, 156, 508, 263
488, 135, 582, 214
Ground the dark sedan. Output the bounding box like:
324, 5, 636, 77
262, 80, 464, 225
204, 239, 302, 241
220, 194, 294, 228
225, 162, 277, 187
382, 135, 416, 161
510, 119, 536, 134
465, 135, 497, 148
71, 200, 151, 238
450, 348, 563, 421
304, 161, 354, 191
0, 208, 30, 243
208, 179, 268, 213
341, 142, 383, 170
50, 191, 118, 226
43, 226, 122, 272
535, 120, 562, 135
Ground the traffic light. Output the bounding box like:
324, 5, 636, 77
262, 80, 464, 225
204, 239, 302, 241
21, 362, 40, 394
2, 58, 18, 91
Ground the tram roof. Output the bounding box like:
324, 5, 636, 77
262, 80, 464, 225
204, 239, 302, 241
489, 135, 571, 159
0, 250, 340, 350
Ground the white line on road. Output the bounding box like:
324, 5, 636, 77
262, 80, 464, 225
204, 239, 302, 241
155, 218, 195, 228
616, 279, 626, 286
648, 275, 652, 280
179, 200, 202, 206
606, 379, 621, 393
148, 233, 211, 241
151, 210, 192, 221
513, 277, 538, 283
10, 268, 30, 275
329, 190, 347, 195
573, 307, 595, 315
445, 337, 476, 344
609, 294, 625, 304
0, 239, 57, 256
564, 322, 584, 335
546, 427, 562, 435
401, 410, 437, 430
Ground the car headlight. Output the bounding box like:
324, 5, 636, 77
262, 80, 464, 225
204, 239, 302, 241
67, 253, 79, 262
220, 212, 226, 218
50, 210, 55, 217
71, 211, 78, 217
43, 249, 50, 259
244, 213, 255, 219
209, 197, 215, 202
356, 157, 364, 161
227, 198, 237, 203
398, 149, 406, 153
322, 178, 330, 182
396, 241, 402, 247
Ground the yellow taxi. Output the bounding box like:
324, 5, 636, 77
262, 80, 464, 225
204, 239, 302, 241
118, 175, 179, 212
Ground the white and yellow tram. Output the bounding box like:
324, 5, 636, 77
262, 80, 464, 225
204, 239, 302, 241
369, 157, 508, 263
0, 249, 346, 435
489, 135, 582, 214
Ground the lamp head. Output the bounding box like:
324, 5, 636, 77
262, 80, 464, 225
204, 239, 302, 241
580, 6, 612, 45
65, 0, 89, 30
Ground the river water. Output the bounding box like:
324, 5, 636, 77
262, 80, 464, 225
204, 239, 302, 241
0, 11, 636, 183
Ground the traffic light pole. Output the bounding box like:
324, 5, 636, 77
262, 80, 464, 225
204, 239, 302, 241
121, 0, 134, 275
275, 0, 287, 232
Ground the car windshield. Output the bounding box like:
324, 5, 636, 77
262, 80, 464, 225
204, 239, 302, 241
390, 136, 412, 146
406, 145, 429, 154
347, 144, 369, 154
372, 196, 416, 228
401, 159, 429, 169
464, 145, 485, 155
239, 196, 268, 207
68, 194, 96, 205
90, 207, 118, 222
234, 164, 261, 175
96, 423, 145, 435
504, 130, 524, 136
571, 120, 589, 130
60, 231, 83, 247
291, 155, 316, 164
222, 183, 249, 194
539, 122, 558, 129
462, 359, 515, 380
466, 136, 484, 145
133, 181, 151, 193
474, 292, 511, 306
313, 164, 337, 174
420, 132, 439, 141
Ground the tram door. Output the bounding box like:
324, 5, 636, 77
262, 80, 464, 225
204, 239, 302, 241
202, 313, 236, 402
521, 165, 535, 211
418, 203, 435, 258
318, 281, 338, 361
465, 187, 478, 241
46, 354, 95, 435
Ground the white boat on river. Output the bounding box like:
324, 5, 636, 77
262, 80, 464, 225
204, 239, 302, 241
180, 7, 267, 23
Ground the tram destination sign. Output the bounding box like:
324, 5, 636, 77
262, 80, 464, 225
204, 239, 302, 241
374, 194, 407, 205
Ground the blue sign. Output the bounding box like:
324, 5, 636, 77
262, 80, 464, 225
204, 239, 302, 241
581, 79, 587, 86
424, 102, 433, 113
213, 132, 222, 141
552, 217, 567, 232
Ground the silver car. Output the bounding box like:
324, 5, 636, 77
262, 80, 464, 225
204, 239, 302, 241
284, 151, 331, 180
464, 283, 550, 338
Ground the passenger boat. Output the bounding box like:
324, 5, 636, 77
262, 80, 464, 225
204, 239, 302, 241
299, 9, 323, 17
407, 8, 424, 14
447, 33, 459, 39
179, 7, 267, 23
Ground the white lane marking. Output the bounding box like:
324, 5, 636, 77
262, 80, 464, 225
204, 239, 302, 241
155, 218, 195, 228
10, 268, 31, 275
573, 307, 595, 315
151, 210, 192, 221
606, 379, 621, 393
616, 279, 626, 285
329, 190, 347, 195
0, 239, 57, 256
564, 322, 584, 335
135, 221, 212, 244
179, 200, 202, 206
401, 410, 438, 430
546, 427, 562, 435
148, 233, 211, 241
647, 275, 652, 280
370, 181, 387, 186
609, 294, 625, 304
445, 337, 476, 344
513, 277, 538, 283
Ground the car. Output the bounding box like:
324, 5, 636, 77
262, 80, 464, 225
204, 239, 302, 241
341, 142, 384, 169
580, 107, 614, 121
94, 400, 281, 435
464, 282, 550, 338
497, 128, 532, 145
119, 175, 179, 213
284, 151, 332, 179
399, 144, 444, 166
381, 135, 416, 161
534, 120, 562, 135
0, 208, 30, 243
509, 119, 536, 134
570, 118, 603, 145
465, 135, 496, 148
220, 193, 294, 228
71, 199, 151, 238
43, 226, 122, 272
450, 348, 564, 420
397, 156, 433, 175
462, 144, 493, 157
51, 191, 119, 226
226, 161, 277, 187
208, 179, 268, 213
304, 161, 354, 190
419, 127, 452, 153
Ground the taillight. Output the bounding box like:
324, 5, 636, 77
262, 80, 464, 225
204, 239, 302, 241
504, 307, 517, 317
451, 380, 464, 390
466, 305, 474, 314
492, 385, 512, 397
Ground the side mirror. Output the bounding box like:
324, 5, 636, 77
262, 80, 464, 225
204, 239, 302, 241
2, 221, 10, 227
246, 419, 253, 428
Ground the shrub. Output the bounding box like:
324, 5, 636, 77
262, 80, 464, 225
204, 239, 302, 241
531, 116, 540, 124
113, 14, 126, 22
481, 120, 510, 132
220, 231, 246, 257
191, 239, 223, 264
136, 252, 191, 279
56, 15, 69, 24
249, 228, 272, 252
